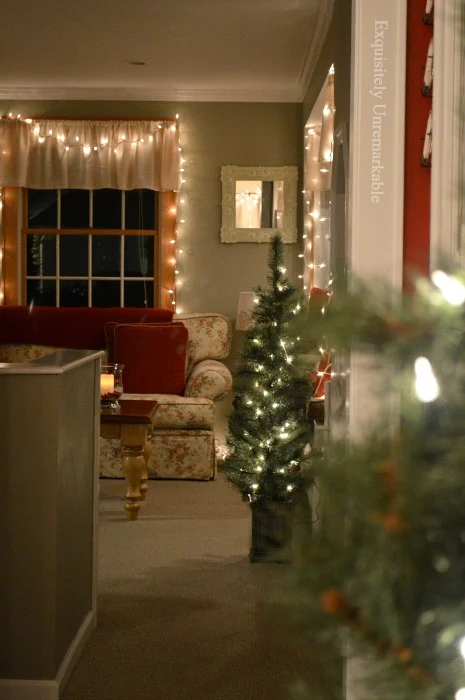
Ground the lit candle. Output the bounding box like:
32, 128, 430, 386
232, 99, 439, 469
100, 373, 115, 396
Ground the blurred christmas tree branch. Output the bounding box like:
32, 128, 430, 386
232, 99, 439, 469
282, 269, 465, 699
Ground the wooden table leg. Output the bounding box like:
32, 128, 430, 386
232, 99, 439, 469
120, 424, 147, 521
122, 446, 145, 520
140, 432, 152, 500
101, 400, 158, 521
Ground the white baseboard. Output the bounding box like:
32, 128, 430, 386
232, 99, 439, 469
56, 610, 96, 695
0, 610, 96, 700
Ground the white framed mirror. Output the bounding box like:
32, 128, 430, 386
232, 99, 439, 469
220, 165, 298, 243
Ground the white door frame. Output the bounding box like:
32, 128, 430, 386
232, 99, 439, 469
347, 0, 407, 442
345, 1, 407, 696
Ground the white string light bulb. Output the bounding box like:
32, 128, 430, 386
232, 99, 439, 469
431, 270, 465, 305
459, 636, 465, 659
414, 357, 440, 402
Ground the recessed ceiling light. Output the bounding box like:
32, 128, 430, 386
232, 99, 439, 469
122, 60, 147, 66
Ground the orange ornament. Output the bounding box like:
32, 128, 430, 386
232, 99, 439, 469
396, 647, 414, 664
381, 511, 407, 533
372, 510, 406, 533
321, 588, 347, 615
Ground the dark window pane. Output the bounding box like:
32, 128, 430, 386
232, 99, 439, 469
92, 236, 120, 276
92, 281, 121, 307
124, 236, 154, 277
27, 280, 56, 306
59, 280, 88, 307
60, 235, 88, 276
124, 281, 154, 307
125, 189, 156, 230
61, 190, 90, 228
93, 189, 122, 229
26, 234, 56, 276
27, 190, 58, 229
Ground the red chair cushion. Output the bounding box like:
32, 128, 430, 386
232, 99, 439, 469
105, 321, 184, 363
113, 323, 189, 395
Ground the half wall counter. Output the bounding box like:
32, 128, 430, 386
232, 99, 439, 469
0, 349, 103, 700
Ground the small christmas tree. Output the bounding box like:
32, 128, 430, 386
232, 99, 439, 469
222, 234, 312, 504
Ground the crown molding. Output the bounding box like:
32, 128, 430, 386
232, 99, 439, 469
297, 0, 336, 96
0, 85, 303, 103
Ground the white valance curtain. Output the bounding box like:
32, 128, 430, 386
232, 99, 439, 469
0, 118, 180, 191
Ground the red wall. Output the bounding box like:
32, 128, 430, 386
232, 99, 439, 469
403, 0, 433, 291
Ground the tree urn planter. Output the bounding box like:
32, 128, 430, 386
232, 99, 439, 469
250, 499, 294, 563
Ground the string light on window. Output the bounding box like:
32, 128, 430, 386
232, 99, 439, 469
4, 113, 185, 313
165, 114, 185, 314
172, 114, 189, 314
302, 64, 335, 300
3, 112, 177, 157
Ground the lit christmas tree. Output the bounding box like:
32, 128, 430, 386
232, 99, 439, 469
222, 234, 312, 508
284, 270, 465, 699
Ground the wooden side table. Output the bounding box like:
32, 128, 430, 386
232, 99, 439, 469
100, 399, 158, 520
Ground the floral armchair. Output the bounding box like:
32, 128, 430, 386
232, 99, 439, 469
99, 312, 233, 481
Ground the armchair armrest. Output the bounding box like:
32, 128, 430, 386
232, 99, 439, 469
184, 359, 233, 401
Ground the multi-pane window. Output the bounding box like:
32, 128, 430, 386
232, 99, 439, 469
24, 188, 159, 307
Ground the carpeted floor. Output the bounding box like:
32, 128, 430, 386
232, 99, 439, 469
61, 474, 335, 700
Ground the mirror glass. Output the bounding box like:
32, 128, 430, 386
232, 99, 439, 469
235, 180, 284, 229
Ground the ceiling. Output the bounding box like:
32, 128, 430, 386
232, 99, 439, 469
0, 0, 334, 102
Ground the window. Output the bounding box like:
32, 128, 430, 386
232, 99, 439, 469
24, 188, 160, 308
0, 117, 179, 310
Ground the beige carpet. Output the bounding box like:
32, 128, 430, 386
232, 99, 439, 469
61, 474, 335, 700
